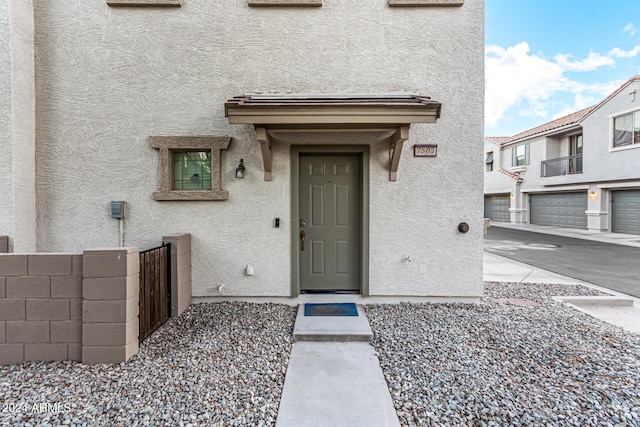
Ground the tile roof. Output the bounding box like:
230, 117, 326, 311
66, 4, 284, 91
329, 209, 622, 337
499, 168, 523, 182
485, 136, 511, 145
491, 106, 595, 146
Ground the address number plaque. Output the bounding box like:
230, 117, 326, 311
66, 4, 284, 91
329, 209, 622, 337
413, 144, 437, 157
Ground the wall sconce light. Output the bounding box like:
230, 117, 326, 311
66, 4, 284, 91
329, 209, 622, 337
630, 90, 637, 103
235, 159, 245, 179
589, 191, 597, 200
509, 193, 515, 201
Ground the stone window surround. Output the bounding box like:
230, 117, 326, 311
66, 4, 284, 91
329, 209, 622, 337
106, 0, 463, 7
248, 0, 463, 6
107, 0, 183, 6
149, 136, 231, 201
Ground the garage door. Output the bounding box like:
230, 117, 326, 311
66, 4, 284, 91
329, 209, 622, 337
484, 194, 510, 222
530, 192, 587, 229
612, 190, 640, 235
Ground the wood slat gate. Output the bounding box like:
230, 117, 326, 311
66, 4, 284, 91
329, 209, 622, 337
139, 243, 171, 342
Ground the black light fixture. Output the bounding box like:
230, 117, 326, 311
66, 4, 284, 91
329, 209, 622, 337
235, 159, 245, 179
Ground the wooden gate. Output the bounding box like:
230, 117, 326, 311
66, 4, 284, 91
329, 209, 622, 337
139, 243, 171, 342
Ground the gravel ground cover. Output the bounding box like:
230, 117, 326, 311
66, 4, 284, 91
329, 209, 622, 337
367, 282, 640, 427
1, 302, 296, 427
3, 283, 640, 427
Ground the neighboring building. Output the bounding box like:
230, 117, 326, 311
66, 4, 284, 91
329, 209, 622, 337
1, 0, 484, 301
484, 75, 640, 235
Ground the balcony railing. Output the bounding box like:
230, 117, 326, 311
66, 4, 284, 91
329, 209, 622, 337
541, 154, 583, 177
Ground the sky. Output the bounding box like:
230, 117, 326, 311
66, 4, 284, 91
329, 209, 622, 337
485, 0, 640, 137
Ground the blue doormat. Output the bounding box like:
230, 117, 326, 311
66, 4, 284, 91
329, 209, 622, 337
304, 303, 358, 317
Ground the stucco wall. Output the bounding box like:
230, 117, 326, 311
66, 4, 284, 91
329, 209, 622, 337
483, 140, 512, 194
581, 80, 640, 183
0, 1, 14, 245
32, 0, 484, 297
2, 0, 37, 252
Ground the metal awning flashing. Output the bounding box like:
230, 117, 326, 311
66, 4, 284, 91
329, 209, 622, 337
224, 94, 442, 181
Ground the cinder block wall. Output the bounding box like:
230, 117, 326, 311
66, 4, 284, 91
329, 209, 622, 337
0, 253, 83, 365
0, 235, 191, 366
82, 247, 140, 365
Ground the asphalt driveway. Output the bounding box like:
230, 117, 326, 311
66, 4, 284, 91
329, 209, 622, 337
484, 226, 640, 298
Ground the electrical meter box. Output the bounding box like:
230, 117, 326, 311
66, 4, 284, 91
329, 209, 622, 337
111, 201, 126, 219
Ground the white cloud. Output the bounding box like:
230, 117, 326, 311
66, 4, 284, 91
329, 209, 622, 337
609, 45, 640, 58
624, 22, 637, 37
485, 42, 634, 132
554, 52, 615, 71
485, 42, 568, 128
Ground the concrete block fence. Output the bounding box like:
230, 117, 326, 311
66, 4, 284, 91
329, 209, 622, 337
0, 234, 191, 365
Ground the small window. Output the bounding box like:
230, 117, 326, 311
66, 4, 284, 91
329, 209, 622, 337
512, 143, 529, 166
173, 151, 212, 190
613, 111, 640, 148
150, 136, 231, 201
485, 152, 494, 172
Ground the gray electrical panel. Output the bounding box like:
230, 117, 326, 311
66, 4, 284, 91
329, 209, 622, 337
111, 201, 126, 219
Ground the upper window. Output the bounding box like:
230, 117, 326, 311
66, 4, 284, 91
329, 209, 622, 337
613, 111, 640, 148
511, 143, 529, 167
485, 152, 494, 172
570, 135, 583, 155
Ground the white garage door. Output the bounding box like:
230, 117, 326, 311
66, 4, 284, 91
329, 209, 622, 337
484, 194, 510, 222
612, 190, 640, 235
530, 192, 587, 229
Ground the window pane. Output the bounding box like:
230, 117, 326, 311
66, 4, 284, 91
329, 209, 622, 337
485, 152, 494, 163
514, 144, 526, 166
173, 151, 212, 190
614, 114, 633, 147
570, 135, 583, 155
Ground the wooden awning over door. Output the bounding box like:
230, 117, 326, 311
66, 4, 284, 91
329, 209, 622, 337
225, 94, 442, 181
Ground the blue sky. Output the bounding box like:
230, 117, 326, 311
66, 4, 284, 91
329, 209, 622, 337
485, 0, 640, 136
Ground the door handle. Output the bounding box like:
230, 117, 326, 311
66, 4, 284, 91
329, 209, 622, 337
300, 230, 306, 251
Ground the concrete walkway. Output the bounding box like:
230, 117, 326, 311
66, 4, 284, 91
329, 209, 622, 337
276, 341, 400, 427
276, 305, 399, 427
276, 225, 639, 425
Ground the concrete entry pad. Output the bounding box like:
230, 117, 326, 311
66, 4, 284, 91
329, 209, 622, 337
276, 342, 400, 427
293, 304, 373, 342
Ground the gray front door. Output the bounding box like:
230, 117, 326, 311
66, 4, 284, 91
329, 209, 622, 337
298, 154, 361, 292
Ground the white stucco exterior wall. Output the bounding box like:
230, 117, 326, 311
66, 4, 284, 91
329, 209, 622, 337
0, 1, 13, 244
0, 0, 37, 252
29, 0, 484, 297
482, 140, 512, 194
580, 80, 640, 183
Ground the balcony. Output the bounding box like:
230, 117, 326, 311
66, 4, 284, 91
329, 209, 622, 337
541, 154, 583, 177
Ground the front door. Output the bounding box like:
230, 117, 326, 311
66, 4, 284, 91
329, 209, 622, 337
298, 154, 361, 292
